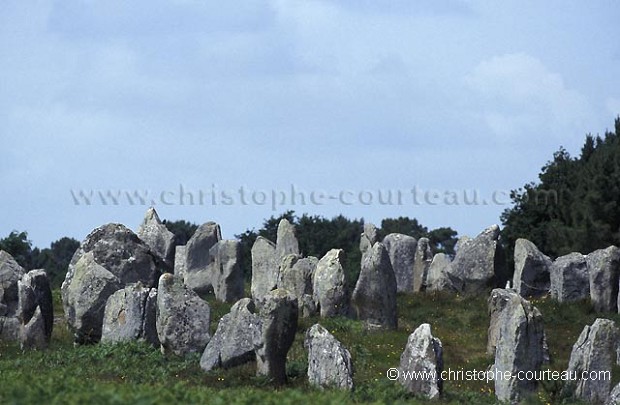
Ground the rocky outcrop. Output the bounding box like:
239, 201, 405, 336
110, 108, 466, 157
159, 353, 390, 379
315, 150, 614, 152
562, 318, 619, 404
156, 273, 211, 356
101, 283, 158, 346
256, 289, 298, 384
382, 233, 417, 293
512, 239, 551, 298
305, 323, 354, 390
250, 236, 277, 304
586, 246, 620, 312
398, 323, 443, 399
445, 225, 505, 294
313, 249, 349, 317
184, 222, 222, 294
550, 253, 589, 303
489, 288, 545, 403
61, 224, 162, 343
137, 207, 176, 269
351, 242, 397, 330
200, 298, 262, 371
413, 237, 433, 292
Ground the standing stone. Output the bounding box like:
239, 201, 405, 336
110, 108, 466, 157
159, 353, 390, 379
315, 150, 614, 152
208, 240, 244, 303
425, 253, 453, 292
61, 223, 162, 343
137, 207, 177, 269
351, 242, 397, 330
251, 236, 277, 304
256, 289, 298, 384
512, 238, 552, 298
200, 298, 263, 371
413, 238, 433, 292
305, 323, 354, 390
445, 225, 505, 294
606, 382, 620, 405
156, 273, 211, 356
491, 288, 545, 403
487, 288, 517, 358
17, 269, 53, 341
313, 249, 349, 317
0, 250, 26, 340
275, 219, 299, 263
279, 255, 318, 317
398, 323, 443, 399
19, 306, 47, 350
184, 222, 222, 294
550, 253, 590, 303
174, 245, 187, 278
101, 283, 158, 346
586, 246, 620, 313
360, 223, 378, 256
382, 233, 417, 293
562, 318, 619, 404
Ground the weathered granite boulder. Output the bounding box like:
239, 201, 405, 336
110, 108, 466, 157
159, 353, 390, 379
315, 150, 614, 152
156, 273, 211, 356
250, 236, 277, 304
562, 318, 619, 404
606, 382, 620, 405
305, 323, 354, 390
550, 253, 590, 303
17, 269, 53, 341
425, 253, 453, 292
174, 245, 186, 278
399, 323, 443, 399
360, 223, 378, 256
200, 298, 263, 371
313, 249, 349, 317
20, 306, 47, 350
184, 222, 222, 294
351, 242, 397, 330
512, 238, 552, 298
445, 225, 505, 294
413, 237, 433, 292
256, 289, 298, 384
137, 207, 176, 269
275, 219, 299, 263
101, 283, 159, 346
61, 224, 163, 343
586, 246, 620, 312
382, 233, 417, 293
0, 250, 26, 340
490, 288, 545, 403
208, 240, 244, 303
279, 255, 318, 317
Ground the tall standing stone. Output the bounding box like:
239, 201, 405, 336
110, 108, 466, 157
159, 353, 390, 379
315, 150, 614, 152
208, 240, 244, 303
17, 269, 53, 343
586, 246, 620, 313
256, 289, 298, 384
491, 288, 545, 403
360, 223, 378, 257
425, 253, 453, 292
184, 222, 222, 294
351, 242, 397, 330
398, 323, 443, 399
174, 245, 187, 278
382, 233, 417, 293
550, 253, 590, 303
445, 225, 505, 294
413, 237, 433, 292
275, 219, 299, 263
279, 255, 318, 317
0, 250, 26, 340
562, 318, 619, 404
251, 236, 277, 304
61, 224, 162, 343
137, 207, 176, 269
156, 273, 211, 356
512, 238, 552, 298
313, 249, 349, 317
305, 323, 354, 390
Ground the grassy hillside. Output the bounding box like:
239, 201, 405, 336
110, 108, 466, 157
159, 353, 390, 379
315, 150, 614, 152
1, 290, 617, 404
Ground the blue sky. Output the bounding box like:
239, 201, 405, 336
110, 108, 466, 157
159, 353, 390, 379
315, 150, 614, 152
2, 0, 619, 248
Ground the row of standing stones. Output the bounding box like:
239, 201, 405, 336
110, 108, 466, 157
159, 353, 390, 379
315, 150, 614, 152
1, 207, 620, 403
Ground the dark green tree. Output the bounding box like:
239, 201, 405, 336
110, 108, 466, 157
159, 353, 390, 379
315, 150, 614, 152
163, 219, 198, 246
0, 231, 34, 269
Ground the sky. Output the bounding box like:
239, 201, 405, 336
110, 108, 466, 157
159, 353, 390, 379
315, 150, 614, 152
2, 0, 619, 248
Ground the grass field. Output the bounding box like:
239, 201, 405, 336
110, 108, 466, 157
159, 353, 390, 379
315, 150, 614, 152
1, 289, 617, 404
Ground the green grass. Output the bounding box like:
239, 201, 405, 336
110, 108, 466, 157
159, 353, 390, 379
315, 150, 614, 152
1, 290, 615, 404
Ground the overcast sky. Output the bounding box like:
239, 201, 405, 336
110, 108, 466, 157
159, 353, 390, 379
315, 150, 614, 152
2, 0, 619, 248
